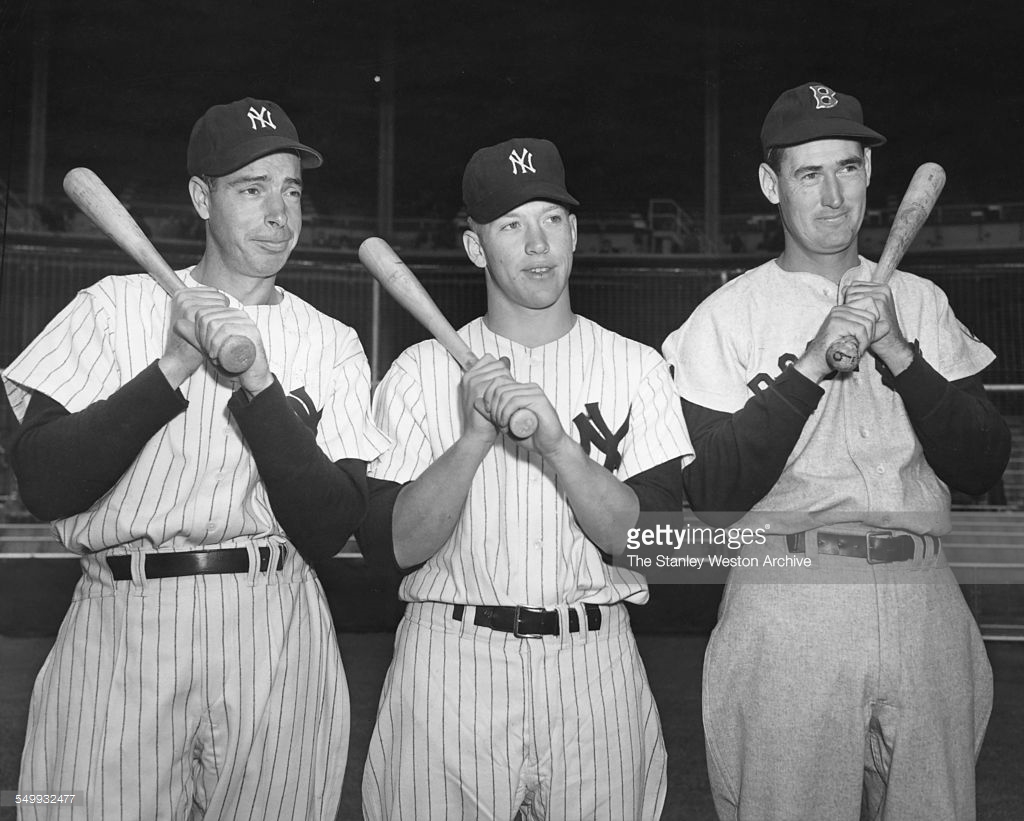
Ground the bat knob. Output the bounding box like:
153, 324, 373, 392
826, 335, 860, 373
218, 336, 258, 374
508, 408, 539, 440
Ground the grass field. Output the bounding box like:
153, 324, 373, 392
2, 632, 1022, 820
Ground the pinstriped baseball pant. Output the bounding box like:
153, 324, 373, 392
702, 547, 992, 821
362, 600, 667, 821
17, 544, 349, 821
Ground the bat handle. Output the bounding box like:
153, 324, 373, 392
484, 354, 538, 440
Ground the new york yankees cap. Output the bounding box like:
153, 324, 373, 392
462, 137, 579, 224
760, 83, 886, 152
187, 97, 323, 177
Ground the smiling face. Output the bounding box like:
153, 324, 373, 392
759, 139, 871, 278
189, 151, 303, 295
463, 200, 578, 318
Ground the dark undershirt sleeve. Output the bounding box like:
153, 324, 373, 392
624, 457, 683, 512
229, 378, 369, 565
883, 353, 1010, 495
681, 366, 824, 525
8, 360, 188, 520
355, 477, 415, 576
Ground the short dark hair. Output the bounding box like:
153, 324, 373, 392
764, 146, 787, 173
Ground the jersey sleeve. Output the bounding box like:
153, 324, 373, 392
661, 298, 750, 413
929, 286, 996, 381
317, 329, 391, 463
617, 350, 694, 480
367, 351, 434, 484
2, 286, 121, 421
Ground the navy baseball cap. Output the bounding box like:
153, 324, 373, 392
187, 97, 323, 177
462, 138, 579, 224
760, 83, 886, 152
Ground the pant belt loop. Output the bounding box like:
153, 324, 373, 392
267, 543, 284, 584
577, 603, 591, 639
561, 606, 575, 643
803, 529, 821, 560
129, 552, 147, 594
245, 543, 262, 587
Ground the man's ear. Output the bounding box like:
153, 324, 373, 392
462, 228, 487, 270
569, 212, 578, 252
864, 146, 872, 188
189, 176, 211, 220
758, 163, 780, 206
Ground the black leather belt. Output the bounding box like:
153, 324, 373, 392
452, 603, 602, 638
106, 546, 286, 580
786, 530, 938, 564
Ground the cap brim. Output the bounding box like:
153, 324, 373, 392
767, 118, 886, 150
191, 136, 323, 177
470, 183, 580, 224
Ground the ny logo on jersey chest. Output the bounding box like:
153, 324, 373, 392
287, 386, 323, 434
573, 402, 629, 471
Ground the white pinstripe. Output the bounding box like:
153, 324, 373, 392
2, 269, 388, 820
363, 316, 692, 820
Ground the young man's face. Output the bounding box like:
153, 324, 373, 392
760, 139, 871, 263
463, 200, 578, 313
191, 151, 304, 281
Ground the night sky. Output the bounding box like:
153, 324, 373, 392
1, 0, 1022, 220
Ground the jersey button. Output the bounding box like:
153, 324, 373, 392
860, 427, 870, 438
876, 465, 886, 474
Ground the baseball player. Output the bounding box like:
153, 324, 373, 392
663, 83, 1011, 820
357, 137, 693, 820
3, 97, 388, 819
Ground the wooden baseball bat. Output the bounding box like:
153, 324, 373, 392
62, 167, 257, 374
358, 236, 539, 440
825, 162, 946, 372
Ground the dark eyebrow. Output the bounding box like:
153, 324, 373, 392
792, 155, 863, 176
225, 174, 303, 188
226, 174, 268, 187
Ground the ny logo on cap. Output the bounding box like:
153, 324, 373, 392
809, 85, 839, 110
247, 106, 277, 131
508, 148, 536, 175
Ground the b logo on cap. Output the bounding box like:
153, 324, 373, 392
247, 106, 277, 131
508, 148, 536, 175
809, 85, 839, 110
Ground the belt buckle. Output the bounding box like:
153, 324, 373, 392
866, 531, 895, 564
512, 605, 547, 639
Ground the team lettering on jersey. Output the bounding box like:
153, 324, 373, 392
747, 353, 801, 396
573, 402, 629, 471
746, 350, 905, 396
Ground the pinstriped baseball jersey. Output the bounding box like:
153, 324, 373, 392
368, 315, 694, 607
662, 257, 995, 535
4, 268, 388, 820
3, 268, 389, 554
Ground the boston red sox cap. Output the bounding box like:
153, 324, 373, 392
187, 97, 323, 177
760, 83, 886, 152
462, 137, 579, 224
